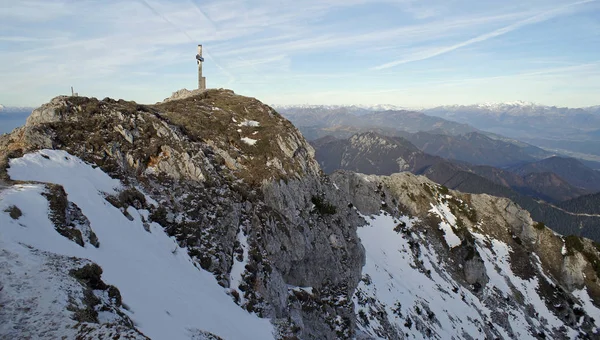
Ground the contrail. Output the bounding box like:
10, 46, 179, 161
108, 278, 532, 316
138, 0, 235, 82
204, 48, 237, 84
187, 0, 218, 31
373, 0, 597, 70
138, 0, 195, 42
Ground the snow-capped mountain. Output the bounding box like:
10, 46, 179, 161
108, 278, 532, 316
461, 100, 540, 111
427, 101, 600, 116
0, 105, 34, 113
272, 103, 422, 113
1, 89, 600, 339
423, 102, 600, 149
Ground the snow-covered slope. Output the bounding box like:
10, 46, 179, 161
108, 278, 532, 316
330, 171, 600, 339
1, 149, 274, 339
355, 212, 593, 339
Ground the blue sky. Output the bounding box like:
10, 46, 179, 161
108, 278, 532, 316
1, 0, 599, 108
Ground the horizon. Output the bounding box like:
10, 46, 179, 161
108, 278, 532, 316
1, 0, 600, 107
2, 93, 600, 111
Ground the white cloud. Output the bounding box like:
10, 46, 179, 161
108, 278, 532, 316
0, 0, 598, 107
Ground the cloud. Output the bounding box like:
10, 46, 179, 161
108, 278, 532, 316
372, 0, 597, 70
1, 0, 598, 107
213, 10, 532, 60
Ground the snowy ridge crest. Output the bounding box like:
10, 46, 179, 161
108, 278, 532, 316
331, 171, 600, 339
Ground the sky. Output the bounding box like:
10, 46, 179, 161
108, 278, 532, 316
1, 0, 599, 108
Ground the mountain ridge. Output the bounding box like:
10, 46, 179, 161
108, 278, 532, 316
2, 89, 600, 339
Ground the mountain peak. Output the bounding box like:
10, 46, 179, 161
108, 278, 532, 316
15, 89, 321, 185
477, 100, 539, 108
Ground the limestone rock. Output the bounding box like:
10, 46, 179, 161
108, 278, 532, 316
25, 96, 69, 126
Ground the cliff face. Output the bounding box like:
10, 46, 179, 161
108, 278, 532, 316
1, 89, 600, 339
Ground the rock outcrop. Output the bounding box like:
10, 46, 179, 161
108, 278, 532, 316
0, 89, 363, 338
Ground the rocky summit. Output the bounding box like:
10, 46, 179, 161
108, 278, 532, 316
1, 89, 600, 339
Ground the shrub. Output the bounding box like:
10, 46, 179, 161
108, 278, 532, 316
70, 263, 107, 290
311, 196, 336, 215
533, 221, 546, 230
149, 206, 169, 226
107, 285, 122, 306
565, 235, 584, 256
393, 221, 407, 233
4, 205, 22, 219
118, 188, 147, 209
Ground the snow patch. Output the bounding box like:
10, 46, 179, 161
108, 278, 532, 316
241, 137, 258, 145
429, 203, 461, 248
574, 288, 600, 328
4, 150, 274, 340
239, 119, 260, 127
355, 213, 490, 338
230, 228, 249, 305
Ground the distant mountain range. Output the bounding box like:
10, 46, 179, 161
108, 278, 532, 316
0, 105, 34, 134
312, 132, 595, 201
277, 105, 556, 168
0, 105, 34, 113
396, 130, 552, 167
509, 156, 600, 192
272, 104, 419, 114
276, 105, 477, 140
311, 131, 600, 241
423, 103, 600, 159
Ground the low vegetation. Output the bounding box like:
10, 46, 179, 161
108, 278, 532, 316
4, 205, 22, 219
311, 195, 337, 215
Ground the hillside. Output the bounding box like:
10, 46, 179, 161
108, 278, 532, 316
423, 162, 600, 241
277, 106, 476, 140
424, 103, 600, 160
313, 132, 589, 203
1, 90, 600, 339
559, 193, 600, 216
310, 132, 444, 175
510, 156, 600, 192
397, 130, 552, 167
311, 132, 600, 242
